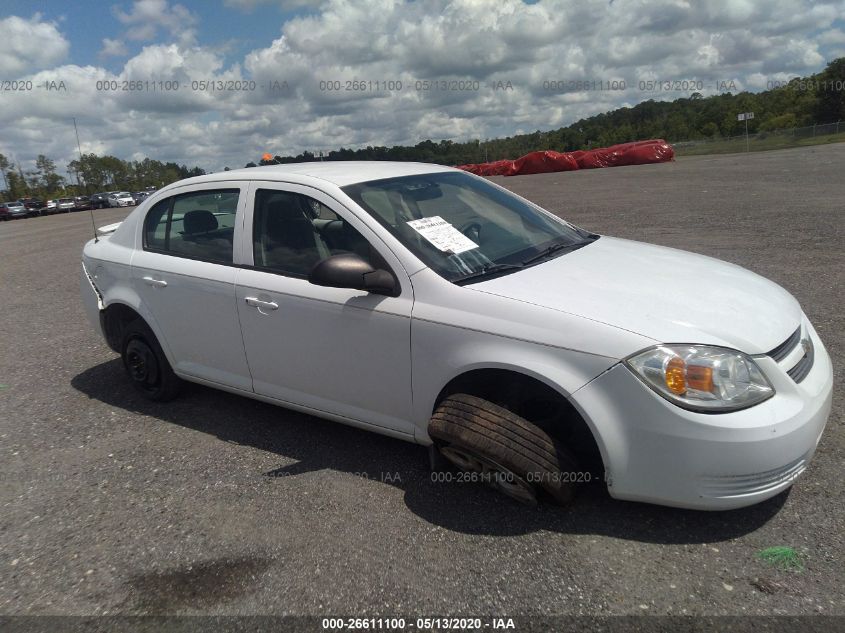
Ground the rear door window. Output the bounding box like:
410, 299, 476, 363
143, 189, 239, 264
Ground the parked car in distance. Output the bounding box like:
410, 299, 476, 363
80, 162, 833, 511
0, 201, 29, 219
90, 193, 110, 209
57, 198, 76, 212
107, 192, 135, 207
18, 198, 44, 216
42, 199, 58, 214
74, 196, 92, 211
133, 191, 150, 203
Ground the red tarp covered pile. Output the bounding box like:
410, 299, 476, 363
456, 139, 674, 177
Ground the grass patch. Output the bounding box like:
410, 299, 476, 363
755, 546, 804, 572
674, 131, 845, 156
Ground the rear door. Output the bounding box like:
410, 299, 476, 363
131, 183, 253, 390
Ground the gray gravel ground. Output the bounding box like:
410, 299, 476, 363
0, 144, 842, 620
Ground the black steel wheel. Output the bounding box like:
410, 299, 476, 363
121, 319, 183, 401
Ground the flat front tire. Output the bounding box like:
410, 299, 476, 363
428, 393, 580, 506
121, 319, 183, 401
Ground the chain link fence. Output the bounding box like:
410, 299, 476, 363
672, 121, 845, 155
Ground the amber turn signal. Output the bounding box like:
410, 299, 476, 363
665, 357, 686, 394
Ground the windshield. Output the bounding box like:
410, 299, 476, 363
343, 171, 596, 283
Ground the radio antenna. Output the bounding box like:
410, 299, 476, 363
73, 117, 97, 242
89, 203, 98, 243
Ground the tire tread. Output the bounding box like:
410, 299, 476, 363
429, 393, 578, 505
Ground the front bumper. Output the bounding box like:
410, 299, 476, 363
572, 316, 833, 510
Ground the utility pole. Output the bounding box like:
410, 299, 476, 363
73, 117, 85, 192
745, 117, 749, 152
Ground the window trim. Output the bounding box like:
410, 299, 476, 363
142, 187, 241, 266
247, 184, 400, 286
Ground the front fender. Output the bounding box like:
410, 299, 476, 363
410, 318, 615, 443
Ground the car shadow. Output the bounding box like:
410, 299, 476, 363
72, 359, 788, 544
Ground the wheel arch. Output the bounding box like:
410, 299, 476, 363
429, 364, 608, 476
101, 302, 142, 352
99, 293, 173, 364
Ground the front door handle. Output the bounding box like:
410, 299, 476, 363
142, 276, 167, 288
245, 296, 279, 310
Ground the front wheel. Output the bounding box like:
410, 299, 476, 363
428, 393, 580, 506
121, 319, 183, 401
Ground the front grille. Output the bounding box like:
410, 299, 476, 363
767, 327, 801, 362
767, 325, 814, 384
787, 337, 814, 383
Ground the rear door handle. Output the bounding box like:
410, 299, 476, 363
142, 276, 167, 288
245, 296, 279, 310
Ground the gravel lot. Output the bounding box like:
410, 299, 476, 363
0, 144, 842, 621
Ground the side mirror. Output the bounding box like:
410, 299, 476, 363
308, 253, 397, 296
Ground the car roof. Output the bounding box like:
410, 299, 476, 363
168, 161, 457, 189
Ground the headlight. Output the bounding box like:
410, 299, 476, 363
625, 345, 774, 412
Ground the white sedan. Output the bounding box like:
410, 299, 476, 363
107, 192, 135, 207
80, 162, 832, 510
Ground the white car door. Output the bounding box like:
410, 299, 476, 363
131, 183, 253, 391
235, 181, 415, 436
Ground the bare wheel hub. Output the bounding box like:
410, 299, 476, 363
439, 445, 538, 506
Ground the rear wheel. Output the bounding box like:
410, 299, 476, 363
121, 319, 183, 401
428, 393, 580, 506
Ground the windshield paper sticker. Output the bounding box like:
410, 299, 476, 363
406, 216, 479, 254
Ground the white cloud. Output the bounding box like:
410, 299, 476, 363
0, 0, 841, 175
224, 0, 326, 11
818, 28, 845, 46
0, 14, 69, 75
113, 0, 198, 45
100, 38, 130, 58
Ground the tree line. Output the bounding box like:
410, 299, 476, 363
0, 153, 205, 201
3, 58, 842, 201
246, 57, 845, 167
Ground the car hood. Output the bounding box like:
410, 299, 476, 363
469, 236, 802, 354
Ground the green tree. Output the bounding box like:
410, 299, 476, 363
759, 113, 798, 131
814, 58, 845, 122
0, 153, 9, 194
35, 154, 65, 193
5, 170, 26, 199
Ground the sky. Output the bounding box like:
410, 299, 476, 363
1, 0, 844, 175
